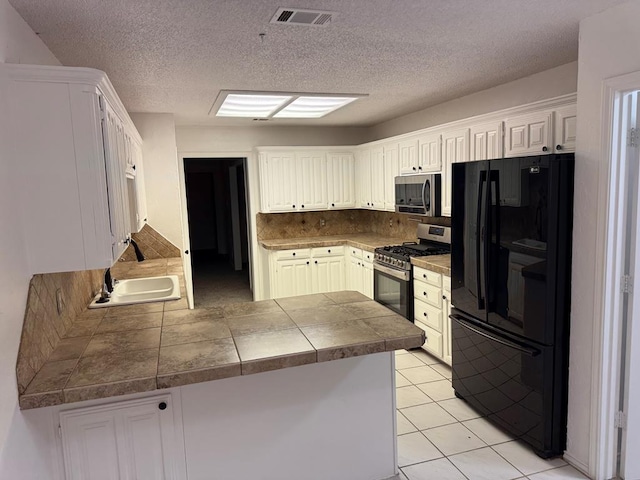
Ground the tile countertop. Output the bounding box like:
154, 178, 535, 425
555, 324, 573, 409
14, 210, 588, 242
259, 233, 413, 252
19, 278, 425, 409
410, 254, 451, 276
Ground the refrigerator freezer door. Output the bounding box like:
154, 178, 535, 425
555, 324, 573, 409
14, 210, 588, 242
450, 311, 560, 457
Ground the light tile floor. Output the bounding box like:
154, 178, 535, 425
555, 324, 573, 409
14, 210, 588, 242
395, 349, 590, 480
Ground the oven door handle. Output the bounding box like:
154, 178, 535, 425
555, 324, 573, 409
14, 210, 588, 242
373, 263, 411, 281
451, 315, 540, 357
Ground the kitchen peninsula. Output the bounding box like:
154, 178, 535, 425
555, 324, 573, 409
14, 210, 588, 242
16, 259, 424, 480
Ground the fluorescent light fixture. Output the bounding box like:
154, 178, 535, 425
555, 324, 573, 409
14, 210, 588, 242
210, 91, 366, 119
273, 96, 358, 118
216, 94, 292, 118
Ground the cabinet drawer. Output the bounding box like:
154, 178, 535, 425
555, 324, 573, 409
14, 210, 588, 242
443, 275, 451, 292
413, 266, 442, 287
349, 247, 363, 259
311, 246, 344, 258
274, 249, 311, 260
414, 298, 443, 332
415, 321, 443, 357
414, 279, 442, 308
362, 250, 374, 263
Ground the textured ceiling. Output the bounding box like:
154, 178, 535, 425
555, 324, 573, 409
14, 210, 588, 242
9, 0, 627, 127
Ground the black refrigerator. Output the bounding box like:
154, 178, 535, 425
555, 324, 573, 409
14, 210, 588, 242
450, 154, 574, 458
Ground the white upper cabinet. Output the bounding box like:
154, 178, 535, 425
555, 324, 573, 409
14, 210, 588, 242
370, 147, 385, 210
356, 149, 373, 208
383, 143, 400, 211
441, 128, 470, 217
327, 153, 355, 209
259, 152, 298, 212
470, 121, 504, 161
554, 104, 577, 153
5, 64, 143, 274
398, 138, 419, 174
418, 133, 442, 172
504, 111, 553, 157
297, 152, 328, 211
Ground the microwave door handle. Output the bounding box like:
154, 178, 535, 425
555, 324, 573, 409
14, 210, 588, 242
422, 178, 430, 214
476, 171, 486, 310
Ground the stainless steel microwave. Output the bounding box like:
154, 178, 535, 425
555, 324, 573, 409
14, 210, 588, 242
395, 174, 441, 216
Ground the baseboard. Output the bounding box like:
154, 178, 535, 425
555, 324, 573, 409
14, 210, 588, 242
563, 451, 592, 479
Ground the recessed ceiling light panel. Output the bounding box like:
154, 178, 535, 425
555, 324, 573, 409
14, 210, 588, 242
273, 96, 358, 118
216, 94, 291, 118
211, 91, 366, 119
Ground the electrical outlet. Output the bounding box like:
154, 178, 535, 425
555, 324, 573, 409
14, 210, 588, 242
389, 219, 393, 227
55, 288, 64, 315
320, 219, 326, 227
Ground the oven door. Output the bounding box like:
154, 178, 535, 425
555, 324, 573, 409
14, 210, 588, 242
373, 263, 413, 320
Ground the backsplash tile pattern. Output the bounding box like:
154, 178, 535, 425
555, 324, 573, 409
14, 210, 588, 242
119, 224, 180, 262
16, 270, 103, 394
257, 210, 451, 242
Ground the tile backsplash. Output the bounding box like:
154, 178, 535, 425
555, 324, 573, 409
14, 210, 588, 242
16, 269, 103, 394
119, 224, 180, 262
257, 210, 451, 241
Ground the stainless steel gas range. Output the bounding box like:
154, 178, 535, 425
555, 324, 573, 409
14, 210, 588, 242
373, 224, 451, 320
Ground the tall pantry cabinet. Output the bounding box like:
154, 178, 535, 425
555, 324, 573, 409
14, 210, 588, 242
3, 64, 146, 274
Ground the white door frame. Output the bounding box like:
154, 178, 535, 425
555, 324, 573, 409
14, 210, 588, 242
591, 71, 640, 480
177, 151, 259, 308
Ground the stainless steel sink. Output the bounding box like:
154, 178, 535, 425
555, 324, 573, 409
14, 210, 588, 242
88, 275, 180, 308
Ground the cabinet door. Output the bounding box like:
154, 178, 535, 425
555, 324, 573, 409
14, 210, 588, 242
260, 152, 298, 212
296, 152, 327, 211
383, 144, 399, 211
60, 395, 183, 480
313, 256, 346, 293
398, 138, 419, 174
418, 133, 442, 172
356, 150, 372, 208
441, 128, 470, 217
274, 258, 312, 298
362, 260, 374, 299
370, 147, 385, 210
470, 122, 503, 161
554, 105, 577, 153
504, 111, 553, 157
327, 153, 355, 208
102, 99, 131, 260
348, 256, 364, 293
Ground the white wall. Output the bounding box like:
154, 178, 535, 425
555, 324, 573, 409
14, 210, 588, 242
130, 113, 183, 249
0, 0, 59, 65
369, 62, 578, 140
566, 1, 640, 477
0, 0, 60, 475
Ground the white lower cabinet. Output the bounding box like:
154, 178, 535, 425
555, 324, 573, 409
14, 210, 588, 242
59, 395, 185, 480
270, 247, 345, 298
268, 246, 373, 299
413, 266, 452, 365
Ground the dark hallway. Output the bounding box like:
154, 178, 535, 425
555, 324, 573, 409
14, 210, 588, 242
184, 158, 252, 307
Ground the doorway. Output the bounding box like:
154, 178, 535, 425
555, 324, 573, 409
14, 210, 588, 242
183, 158, 252, 307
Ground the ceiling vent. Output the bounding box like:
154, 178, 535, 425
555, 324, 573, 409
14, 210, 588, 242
270, 7, 336, 27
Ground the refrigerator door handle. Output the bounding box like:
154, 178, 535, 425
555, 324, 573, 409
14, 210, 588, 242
486, 170, 501, 308
476, 171, 486, 310
450, 314, 541, 357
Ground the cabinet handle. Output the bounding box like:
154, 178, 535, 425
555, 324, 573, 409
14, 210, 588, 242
292, 252, 296, 256
332, 203, 335, 207
556, 144, 563, 151
442, 295, 447, 300
367, 202, 370, 206
301, 205, 305, 208
292, 205, 295, 208
423, 312, 427, 317
423, 274, 426, 278
412, 167, 416, 171
328, 249, 331, 253
184, 250, 189, 254
314, 260, 318, 264
418, 166, 422, 170
158, 402, 167, 410
542, 146, 548, 152
306, 261, 309, 265
423, 292, 427, 297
